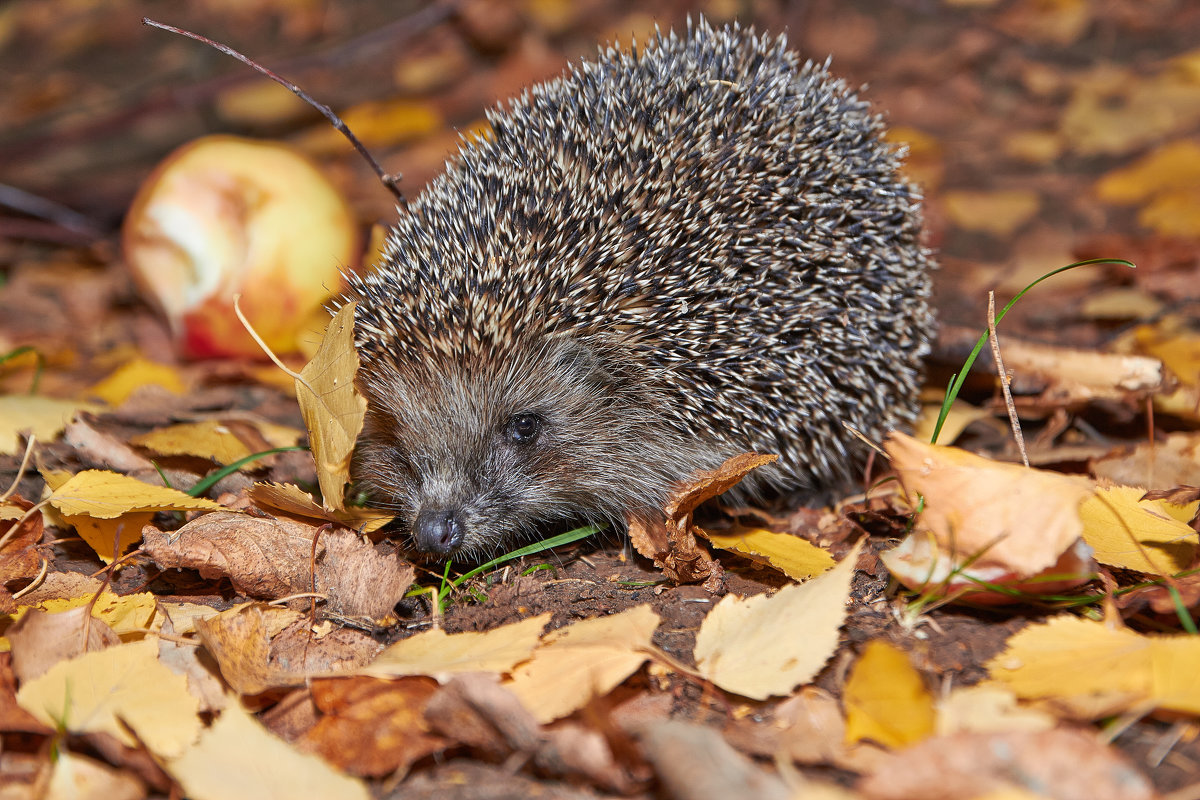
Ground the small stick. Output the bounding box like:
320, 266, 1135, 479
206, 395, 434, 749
988, 291, 1028, 467
142, 17, 406, 206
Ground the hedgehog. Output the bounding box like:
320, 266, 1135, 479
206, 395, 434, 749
341, 18, 935, 557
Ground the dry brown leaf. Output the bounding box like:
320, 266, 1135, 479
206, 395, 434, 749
7, 605, 121, 683
296, 302, 366, 512
0, 495, 44, 583
142, 511, 412, 618
1091, 432, 1200, 488
693, 539, 863, 700
298, 676, 448, 777
504, 604, 660, 724
424, 672, 542, 757
194, 604, 309, 694
776, 687, 886, 772
249, 482, 393, 534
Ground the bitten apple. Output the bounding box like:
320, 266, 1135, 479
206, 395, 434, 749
123, 135, 359, 359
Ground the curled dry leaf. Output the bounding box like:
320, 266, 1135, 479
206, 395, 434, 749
627, 452, 777, 588
881, 432, 1095, 603
295, 302, 367, 513
194, 604, 309, 695
1, 495, 44, 583
142, 511, 413, 619
249, 482, 392, 535
7, 605, 121, 684
1091, 431, 1200, 488
997, 339, 1168, 412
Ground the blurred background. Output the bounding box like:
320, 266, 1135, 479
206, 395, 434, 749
0, 0, 1197, 375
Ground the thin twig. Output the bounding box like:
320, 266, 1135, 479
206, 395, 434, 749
987, 291, 1028, 467
1, 434, 35, 503
142, 17, 406, 205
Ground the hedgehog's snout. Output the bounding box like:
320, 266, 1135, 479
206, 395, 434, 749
413, 506, 466, 553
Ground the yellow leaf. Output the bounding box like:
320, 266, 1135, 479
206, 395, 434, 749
0, 395, 103, 456
131, 421, 254, 465
87, 357, 187, 405
504, 605, 659, 724
364, 613, 550, 680
1126, 316, 1200, 385
1096, 140, 1200, 205
988, 615, 1200, 718
1150, 637, 1200, 714
843, 640, 936, 748
703, 526, 835, 581
693, 539, 863, 700
166, 702, 370, 800
65, 511, 154, 563
16, 639, 201, 757
943, 189, 1040, 236
48, 469, 223, 519
915, 397, 992, 446
299, 98, 441, 154
296, 302, 367, 512
1080, 485, 1198, 575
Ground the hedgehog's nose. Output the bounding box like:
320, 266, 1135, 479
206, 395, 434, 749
414, 507, 465, 554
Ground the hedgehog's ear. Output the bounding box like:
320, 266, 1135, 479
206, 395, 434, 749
552, 338, 615, 393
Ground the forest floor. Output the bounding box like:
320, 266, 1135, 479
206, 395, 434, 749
2, 1, 1199, 798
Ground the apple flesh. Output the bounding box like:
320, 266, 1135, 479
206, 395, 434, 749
123, 135, 360, 359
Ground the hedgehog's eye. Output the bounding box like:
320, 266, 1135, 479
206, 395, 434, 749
507, 412, 542, 444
